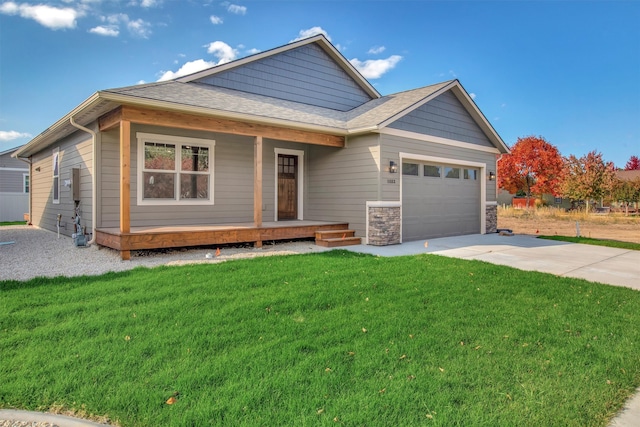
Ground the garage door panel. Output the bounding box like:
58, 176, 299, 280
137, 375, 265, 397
402, 162, 480, 241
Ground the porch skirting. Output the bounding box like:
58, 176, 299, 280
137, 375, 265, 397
95, 221, 349, 254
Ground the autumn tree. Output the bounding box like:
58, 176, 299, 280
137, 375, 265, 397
497, 136, 564, 205
624, 155, 640, 170
562, 150, 617, 212
613, 177, 640, 215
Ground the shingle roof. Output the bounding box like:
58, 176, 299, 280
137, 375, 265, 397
103, 80, 454, 133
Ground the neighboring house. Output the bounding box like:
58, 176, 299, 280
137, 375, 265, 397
497, 189, 572, 210
13, 35, 509, 259
0, 146, 29, 222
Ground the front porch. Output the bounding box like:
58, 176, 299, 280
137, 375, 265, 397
95, 221, 351, 258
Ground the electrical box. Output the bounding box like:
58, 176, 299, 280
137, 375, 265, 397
72, 168, 80, 201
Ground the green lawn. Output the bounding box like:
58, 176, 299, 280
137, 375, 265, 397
539, 235, 640, 251
0, 221, 26, 226
2, 251, 639, 426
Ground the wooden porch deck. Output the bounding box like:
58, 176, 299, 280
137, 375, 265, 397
95, 221, 350, 258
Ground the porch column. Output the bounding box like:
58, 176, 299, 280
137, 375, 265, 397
120, 120, 131, 260
254, 135, 263, 248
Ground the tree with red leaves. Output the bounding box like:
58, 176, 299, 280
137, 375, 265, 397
497, 136, 564, 206
624, 155, 640, 170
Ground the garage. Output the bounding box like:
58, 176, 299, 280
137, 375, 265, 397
402, 160, 481, 241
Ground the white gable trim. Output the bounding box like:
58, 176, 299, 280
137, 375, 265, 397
379, 128, 501, 154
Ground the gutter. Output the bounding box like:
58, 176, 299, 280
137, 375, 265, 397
69, 117, 97, 246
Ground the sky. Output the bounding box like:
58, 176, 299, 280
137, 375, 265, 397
0, 0, 638, 167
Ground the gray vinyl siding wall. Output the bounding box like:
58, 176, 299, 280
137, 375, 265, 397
380, 133, 497, 202
194, 44, 373, 111
99, 124, 256, 228
388, 91, 494, 148
0, 170, 26, 192
306, 134, 380, 237
30, 130, 93, 236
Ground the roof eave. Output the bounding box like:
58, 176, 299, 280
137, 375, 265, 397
13, 92, 104, 158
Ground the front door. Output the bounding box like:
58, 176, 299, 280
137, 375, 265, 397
278, 154, 298, 220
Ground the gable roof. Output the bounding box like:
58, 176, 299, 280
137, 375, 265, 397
176, 34, 381, 101
1, 146, 23, 157
14, 36, 508, 158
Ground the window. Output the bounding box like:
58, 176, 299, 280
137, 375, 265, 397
23, 174, 29, 193
402, 162, 419, 176
52, 148, 60, 204
444, 167, 460, 179
137, 133, 215, 205
424, 165, 441, 178
464, 169, 477, 180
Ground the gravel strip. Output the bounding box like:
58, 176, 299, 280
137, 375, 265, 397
0, 422, 59, 427
0, 225, 329, 282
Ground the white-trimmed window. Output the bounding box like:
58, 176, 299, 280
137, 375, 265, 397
52, 148, 60, 204
464, 168, 478, 180
137, 133, 215, 205
424, 164, 441, 178
23, 173, 29, 193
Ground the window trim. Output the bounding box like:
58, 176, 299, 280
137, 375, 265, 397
423, 164, 441, 178
136, 133, 215, 206
52, 148, 60, 204
23, 173, 29, 193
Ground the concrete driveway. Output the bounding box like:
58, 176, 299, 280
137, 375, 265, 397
345, 233, 640, 290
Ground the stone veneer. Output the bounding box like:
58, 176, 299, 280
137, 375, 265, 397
486, 204, 498, 234
367, 202, 401, 246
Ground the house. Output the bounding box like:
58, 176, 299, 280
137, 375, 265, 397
0, 146, 29, 222
13, 35, 509, 260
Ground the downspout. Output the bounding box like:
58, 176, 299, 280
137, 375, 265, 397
16, 156, 32, 225
69, 117, 97, 245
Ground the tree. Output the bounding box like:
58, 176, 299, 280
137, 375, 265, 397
562, 150, 616, 212
624, 155, 640, 170
497, 136, 564, 205
613, 177, 640, 215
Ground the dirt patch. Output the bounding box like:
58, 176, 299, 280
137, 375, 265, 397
498, 213, 640, 244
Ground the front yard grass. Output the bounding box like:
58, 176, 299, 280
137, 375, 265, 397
539, 235, 640, 251
2, 251, 639, 426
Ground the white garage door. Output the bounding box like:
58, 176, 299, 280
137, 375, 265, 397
402, 161, 481, 241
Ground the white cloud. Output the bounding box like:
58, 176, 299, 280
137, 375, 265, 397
89, 25, 119, 37
140, 0, 159, 7
0, 1, 81, 30
157, 59, 216, 81
205, 40, 238, 64
246, 48, 260, 55
368, 46, 385, 55
0, 130, 32, 141
227, 4, 246, 15
210, 15, 222, 24
469, 93, 476, 100
291, 26, 330, 42
127, 18, 151, 38
350, 55, 402, 79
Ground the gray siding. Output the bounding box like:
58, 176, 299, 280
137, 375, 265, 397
388, 91, 494, 148
100, 125, 256, 228
307, 134, 380, 237
0, 169, 27, 192
380, 133, 497, 202
0, 151, 28, 193
195, 44, 373, 111
30, 130, 94, 236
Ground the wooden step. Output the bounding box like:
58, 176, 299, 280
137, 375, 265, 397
315, 236, 362, 248
315, 229, 356, 240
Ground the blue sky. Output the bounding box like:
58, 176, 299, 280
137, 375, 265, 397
1, 0, 638, 167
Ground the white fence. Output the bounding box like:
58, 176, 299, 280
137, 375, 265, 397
0, 192, 28, 222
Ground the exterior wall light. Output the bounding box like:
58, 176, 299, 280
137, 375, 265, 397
488, 171, 496, 181
389, 160, 398, 174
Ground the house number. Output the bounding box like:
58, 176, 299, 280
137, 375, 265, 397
387, 179, 396, 184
